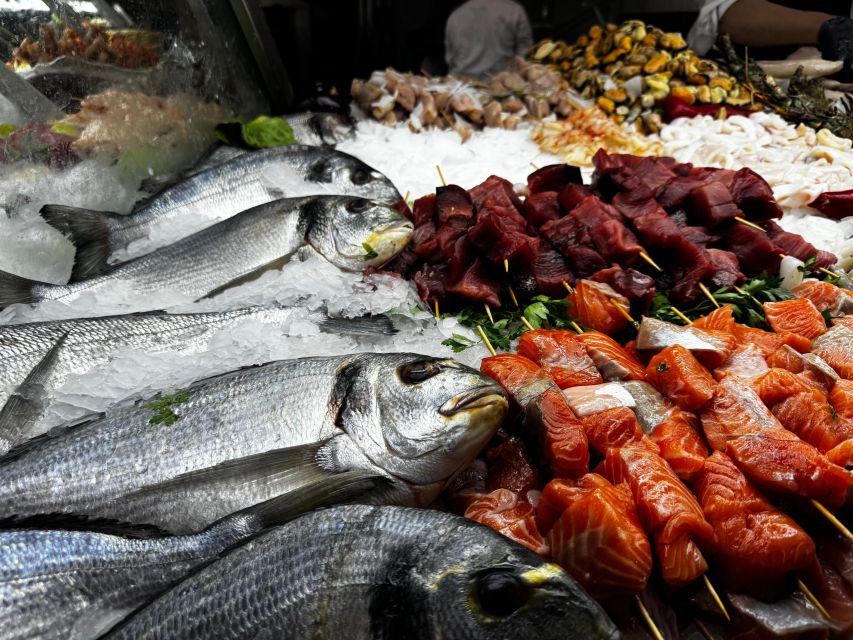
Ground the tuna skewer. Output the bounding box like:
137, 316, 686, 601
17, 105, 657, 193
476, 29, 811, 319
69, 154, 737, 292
735, 216, 766, 231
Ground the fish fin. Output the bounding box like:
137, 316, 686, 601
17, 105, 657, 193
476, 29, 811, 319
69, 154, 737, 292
0, 512, 171, 537
198, 255, 292, 300
0, 332, 68, 454
39, 204, 122, 280
0, 269, 41, 309
318, 313, 398, 336
0, 410, 105, 463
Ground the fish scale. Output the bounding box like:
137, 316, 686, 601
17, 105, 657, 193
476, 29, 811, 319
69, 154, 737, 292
101, 505, 619, 640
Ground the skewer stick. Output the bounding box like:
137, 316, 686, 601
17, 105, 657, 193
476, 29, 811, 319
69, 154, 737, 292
671, 306, 692, 325
610, 298, 639, 328
819, 267, 838, 278
695, 619, 716, 640
698, 283, 720, 308
733, 284, 761, 306
703, 575, 730, 621
735, 216, 765, 232
562, 280, 574, 295
530, 162, 540, 170
484, 304, 495, 325
520, 316, 535, 331
403, 190, 410, 203
436, 165, 447, 187
635, 596, 665, 640
476, 325, 496, 356
639, 250, 663, 272
798, 579, 832, 620
508, 286, 520, 308
570, 321, 584, 334
811, 498, 853, 542
504, 258, 509, 273
434, 300, 440, 319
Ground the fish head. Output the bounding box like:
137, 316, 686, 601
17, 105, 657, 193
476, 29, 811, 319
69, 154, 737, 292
402, 522, 619, 640
339, 354, 506, 502
307, 196, 412, 270
305, 151, 402, 204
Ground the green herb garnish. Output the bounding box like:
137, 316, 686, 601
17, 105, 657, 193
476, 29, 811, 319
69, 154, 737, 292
145, 391, 191, 426
215, 116, 296, 149
442, 333, 477, 352
0, 123, 17, 138
362, 243, 379, 260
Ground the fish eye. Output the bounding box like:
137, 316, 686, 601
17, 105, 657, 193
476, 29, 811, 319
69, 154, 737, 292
351, 168, 371, 185
399, 360, 440, 384
474, 570, 531, 618
346, 198, 372, 213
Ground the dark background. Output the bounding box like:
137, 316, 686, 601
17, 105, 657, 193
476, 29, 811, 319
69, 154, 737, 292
261, 0, 699, 107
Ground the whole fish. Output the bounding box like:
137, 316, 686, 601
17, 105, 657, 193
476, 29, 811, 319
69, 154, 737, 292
0, 353, 507, 533
101, 505, 620, 640
0, 196, 413, 313
39, 145, 402, 278
0, 474, 383, 640
0, 307, 396, 453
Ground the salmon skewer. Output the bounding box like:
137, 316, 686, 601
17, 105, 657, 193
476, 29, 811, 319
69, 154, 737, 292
763, 298, 828, 340
812, 325, 853, 380
771, 389, 853, 465
693, 451, 816, 599
575, 331, 646, 381
636, 317, 737, 369
601, 445, 716, 586
567, 280, 630, 335
465, 488, 549, 555
579, 407, 659, 456
792, 280, 853, 315
644, 344, 717, 412
517, 329, 603, 389
540, 474, 653, 597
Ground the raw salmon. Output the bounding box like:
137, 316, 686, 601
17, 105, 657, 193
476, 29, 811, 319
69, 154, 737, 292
766, 345, 806, 372
602, 446, 715, 586
543, 474, 653, 597
465, 488, 550, 555
751, 368, 813, 406
732, 324, 812, 357
833, 315, 853, 330
763, 298, 827, 340
700, 376, 851, 508
525, 388, 590, 478
580, 407, 659, 456
576, 331, 647, 381
568, 280, 629, 335
691, 304, 736, 333
480, 353, 555, 408
693, 451, 815, 598
645, 345, 716, 412
647, 408, 709, 481
713, 343, 770, 381
772, 389, 853, 456
636, 317, 737, 368
485, 437, 541, 494
793, 280, 853, 314
812, 325, 853, 380
517, 329, 603, 389
831, 379, 853, 420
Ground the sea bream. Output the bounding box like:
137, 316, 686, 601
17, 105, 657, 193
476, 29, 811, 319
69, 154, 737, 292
100, 505, 619, 640
0, 196, 413, 315
0, 307, 396, 454
0, 353, 507, 533
0, 476, 383, 640
38, 145, 402, 277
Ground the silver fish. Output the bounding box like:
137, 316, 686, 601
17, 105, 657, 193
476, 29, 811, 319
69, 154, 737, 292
0, 196, 413, 314
39, 145, 402, 278
0, 475, 383, 640
0, 307, 396, 453
0, 353, 507, 533
101, 505, 619, 640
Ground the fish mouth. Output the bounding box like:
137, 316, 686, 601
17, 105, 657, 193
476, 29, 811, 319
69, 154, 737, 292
340, 222, 413, 261
440, 384, 507, 416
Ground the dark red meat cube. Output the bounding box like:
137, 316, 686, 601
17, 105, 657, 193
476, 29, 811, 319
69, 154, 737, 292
529, 238, 576, 297
391, 199, 413, 221
765, 220, 837, 269
687, 181, 741, 227
469, 175, 523, 211
591, 150, 676, 198
481, 203, 529, 232
632, 212, 684, 250
729, 168, 783, 220
563, 246, 607, 278
414, 263, 447, 305
468, 210, 536, 268
811, 189, 853, 220
706, 248, 745, 288
412, 222, 440, 260
589, 218, 642, 264
378, 249, 420, 277
524, 191, 562, 228
596, 166, 654, 202
540, 214, 594, 252
527, 164, 582, 194
435, 217, 471, 258
558, 183, 593, 213
680, 226, 722, 247
723, 223, 783, 276
612, 191, 667, 222
412, 194, 436, 227
591, 265, 656, 310
447, 257, 501, 307
571, 196, 622, 228
657, 167, 736, 210
486, 437, 541, 494
435, 185, 474, 224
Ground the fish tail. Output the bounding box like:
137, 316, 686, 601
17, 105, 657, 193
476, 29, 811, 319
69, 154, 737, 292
39, 204, 122, 280
0, 270, 42, 309
318, 313, 398, 336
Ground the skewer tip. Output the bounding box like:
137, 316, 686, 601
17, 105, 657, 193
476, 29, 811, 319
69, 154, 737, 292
635, 596, 665, 640
520, 316, 535, 331
504, 258, 509, 273
698, 282, 720, 308
610, 298, 638, 327
703, 574, 730, 621
670, 305, 692, 325
562, 280, 574, 295
476, 324, 497, 356
639, 250, 663, 272
570, 321, 584, 334
508, 286, 520, 308
811, 498, 853, 543
436, 164, 447, 187
798, 579, 832, 620
735, 216, 765, 232
434, 299, 440, 319
484, 304, 495, 325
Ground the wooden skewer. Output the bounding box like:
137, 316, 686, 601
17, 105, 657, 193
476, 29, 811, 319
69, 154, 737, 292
819, 267, 838, 278
570, 321, 584, 334
733, 284, 761, 306
562, 280, 574, 295
703, 575, 730, 621
403, 190, 410, 202
798, 579, 832, 620
508, 286, 519, 308
639, 250, 663, 272
530, 162, 540, 170
484, 304, 495, 325
436, 164, 447, 187
698, 283, 720, 308
610, 298, 638, 328
671, 306, 692, 325
504, 258, 509, 273
695, 619, 716, 640
434, 299, 440, 319
520, 316, 535, 331
476, 325, 496, 356
636, 596, 665, 640
735, 216, 765, 232
811, 498, 853, 543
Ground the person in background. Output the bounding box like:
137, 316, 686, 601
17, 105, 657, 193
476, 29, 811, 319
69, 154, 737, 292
688, 0, 853, 80
445, 0, 534, 79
